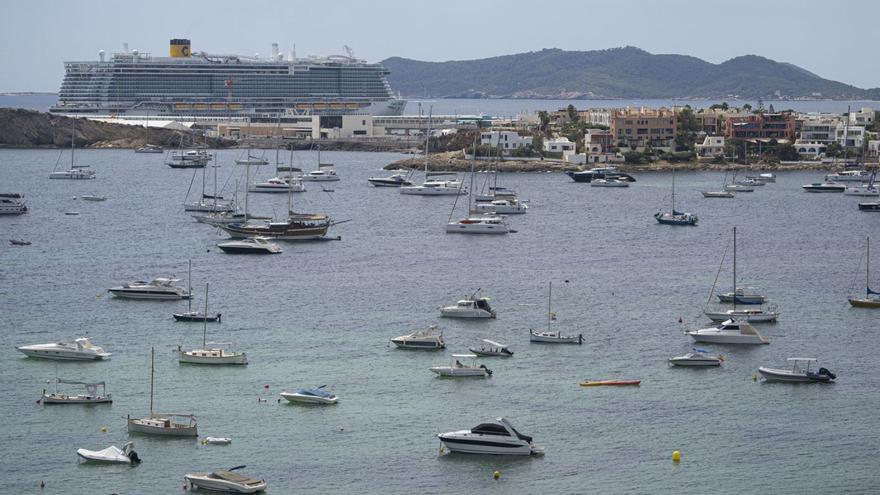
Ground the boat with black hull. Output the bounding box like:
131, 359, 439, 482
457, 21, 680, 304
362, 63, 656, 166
220, 212, 331, 240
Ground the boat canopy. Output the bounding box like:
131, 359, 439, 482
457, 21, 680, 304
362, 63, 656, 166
787, 357, 817, 362
482, 339, 506, 348
57, 379, 105, 386
472, 423, 510, 436
451, 353, 477, 359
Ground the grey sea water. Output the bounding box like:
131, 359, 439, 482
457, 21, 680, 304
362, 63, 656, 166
1, 149, 878, 494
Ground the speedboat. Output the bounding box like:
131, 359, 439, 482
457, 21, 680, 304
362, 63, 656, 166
248, 177, 306, 193
825, 170, 868, 182
668, 348, 723, 367
41, 380, 112, 404
858, 202, 880, 212
49, 168, 96, 180
391, 326, 445, 350
654, 211, 698, 226
368, 174, 413, 187
579, 379, 641, 387
844, 184, 879, 196
173, 311, 221, 322
179, 345, 247, 365
127, 413, 198, 437
217, 237, 283, 254
472, 199, 528, 214
591, 178, 630, 187
438, 418, 539, 456
400, 179, 465, 196
108, 277, 191, 300
802, 182, 845, 192
77, 442, 140, 464
565, 167, 636, 183
704, 305, 779, 322
736, 178, 764, 187
185, 467, 267, 494
717, 287, 767, 305
280, 385, 338, 404
0, 193, 28, 215
469, 339, 513, 357
430, 354, 492, 377
529, 329, 583, 344
686, 319, 769, 344
17, 338, 111, 361
301, 168, 340, 181
445, 215, 510, 234
723, 183, 753, 192
758, 358, 836, 383
440, 295, 496, 318
702, 190, 734, 198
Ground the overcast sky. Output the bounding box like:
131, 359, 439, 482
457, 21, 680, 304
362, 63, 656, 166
1, 0, 877, 92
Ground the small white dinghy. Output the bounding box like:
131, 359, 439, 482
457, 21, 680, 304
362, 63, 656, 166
280, 385, 338, 405
430, 354, 493, 377
185, 465, 267, 494
469, 339, 513, 357
77, 442, 140, 464
668, 348, 723, 367
204, 437, 232, 445
759, 358, 836, 383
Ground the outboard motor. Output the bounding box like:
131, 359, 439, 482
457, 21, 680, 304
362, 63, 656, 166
127, 450, 141, 464
818, 367, 836, 380
480, 364, 493, 376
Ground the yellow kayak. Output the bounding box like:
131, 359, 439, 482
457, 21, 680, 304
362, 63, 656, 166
579, 379, 641, 387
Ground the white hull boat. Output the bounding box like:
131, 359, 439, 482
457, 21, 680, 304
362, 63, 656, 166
41, 379, 112, 404
668, 349, 722, 366
301, 169, 340, 181
17, 338, 110, 361
445, 215, 510, 234
844, 185, 879, 196
440, 295, 496, 318
472, 199, 528, 214
185, 469, 267, 494
724, 184, 753, 192
469, 339, 513, 357
758, 358, 836, 383
179, 348, 248, 365
704, 306, 779, 322
368, 174, 412, 187
529, 330, 583, 344
826, 171, 868, 182
109, 277, 191, 300
217, 237, 283, 254
591, 178, 629, 187
128, 414, 198, 436
77, 442, 140, 464
391, 326, 445, 349
438, 418, 539, 456
248, 177, 305, 193
702, 190, 734, 198
686, 319, 769, 344
0, 193, 27, 214
400, 183, 465, 195
430, 354, 492, 377
49, 169, 96, 180
280, 385, 338, 404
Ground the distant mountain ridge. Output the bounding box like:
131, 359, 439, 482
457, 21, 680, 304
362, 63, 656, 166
382, 47, 880, 100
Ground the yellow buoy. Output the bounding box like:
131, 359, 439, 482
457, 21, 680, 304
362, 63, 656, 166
672, 450, 681, 463
493, 470, 501, 480
753, 372, 758, 382
100, 427, 107, 433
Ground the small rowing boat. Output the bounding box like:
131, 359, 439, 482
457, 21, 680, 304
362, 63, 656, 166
579, 379, 641, 387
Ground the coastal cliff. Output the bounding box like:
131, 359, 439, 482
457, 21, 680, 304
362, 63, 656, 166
0, 108, 227, 149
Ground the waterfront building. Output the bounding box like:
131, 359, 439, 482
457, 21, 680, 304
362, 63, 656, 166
50, 39, 405, 120
480, 131, 533, 152
849, 107, 875, 127
836, 124, 865, 149
695, 136, 726, 157
724, 112, 796, 141
611, 107, 676, 151
793, 140, 828, 160
579, 109, 612, 127
798, 115, 842, 143
544, 137, 576, 158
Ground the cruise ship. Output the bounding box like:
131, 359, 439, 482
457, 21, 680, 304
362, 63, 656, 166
50, 39, 405, 119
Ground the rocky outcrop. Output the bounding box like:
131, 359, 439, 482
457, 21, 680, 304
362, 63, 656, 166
0, 108, 228, 149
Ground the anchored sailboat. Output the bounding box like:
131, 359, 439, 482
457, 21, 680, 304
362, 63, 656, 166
655, 167, 696, 225
848, 237, 880, 308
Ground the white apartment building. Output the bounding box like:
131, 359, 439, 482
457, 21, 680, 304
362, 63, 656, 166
480, 130, 533, 151
544, 137, 576, 158
581, 109, 612, 127
695, 136, 725, 157
793, 140, 828, 159
837, 124, 865, 148
849, 107, 875, 126
799, 115, 841, 143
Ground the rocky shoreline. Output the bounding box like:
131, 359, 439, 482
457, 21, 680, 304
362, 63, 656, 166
384, 151, 853, 173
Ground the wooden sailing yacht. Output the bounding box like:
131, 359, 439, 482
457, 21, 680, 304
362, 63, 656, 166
127, 347, 198, 437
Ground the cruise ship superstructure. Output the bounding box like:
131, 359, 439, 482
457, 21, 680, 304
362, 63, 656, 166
50, 39, 405, 119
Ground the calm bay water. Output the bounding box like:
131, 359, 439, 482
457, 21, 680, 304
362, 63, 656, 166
1, 149, 878, 494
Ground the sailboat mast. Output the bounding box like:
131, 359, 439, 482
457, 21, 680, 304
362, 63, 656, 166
202, 283, 209, 348
469, 134, 477, 213
70, 118, 75, 169
424, 107, 433, 177
244, 162, 250, 218
187, 259, 192, 312
547, 281, 552, 333
149, 346, 154, 415
733, 227, 737, 311
868, 237, 871, 295
671, 167, 676, 212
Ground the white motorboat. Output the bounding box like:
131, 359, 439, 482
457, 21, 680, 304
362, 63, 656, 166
668, 348, 723, 367
204, 437, 232, 445
368, 173, 412, 187
135, 144, 163, 153
80, 194, 107, 201
301, 167, 340, 182
109, 277, 191, 300
702, 190, 734, 198
565, 166, 636, 183
591, 178, 630, 187
17, 338, 110, 361
736, 178, 764, 186
529, 329, 583, 344
401, 179, 466, 196
280, 385, 338, 404
179, 284, 247, 365
0, 193, 27, 215
430, 354, 493, 377
49, 168, 96, 180
758, 173, 776, 182
77, 442, 140, 464
469, 339, 513, 357
844, 184, 879, 196
758, 358, 836, 383
704, 305, 779, 322
128, 348, 198, 437
445, 214, 510, 234
440, 293, 496, 318
185, 467, 267, 494
217, 237, 283, 254
391, 326, 445, 350
472, 199, 528, 214
686, 319, 769, 344
723, 183, 753, 192
717, 287, 768, 305
802, 182, 846, 192
248, 176, 305, 193
40, 379, 112, 404
438, 418, 539, 456
825, 170, 868, 182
